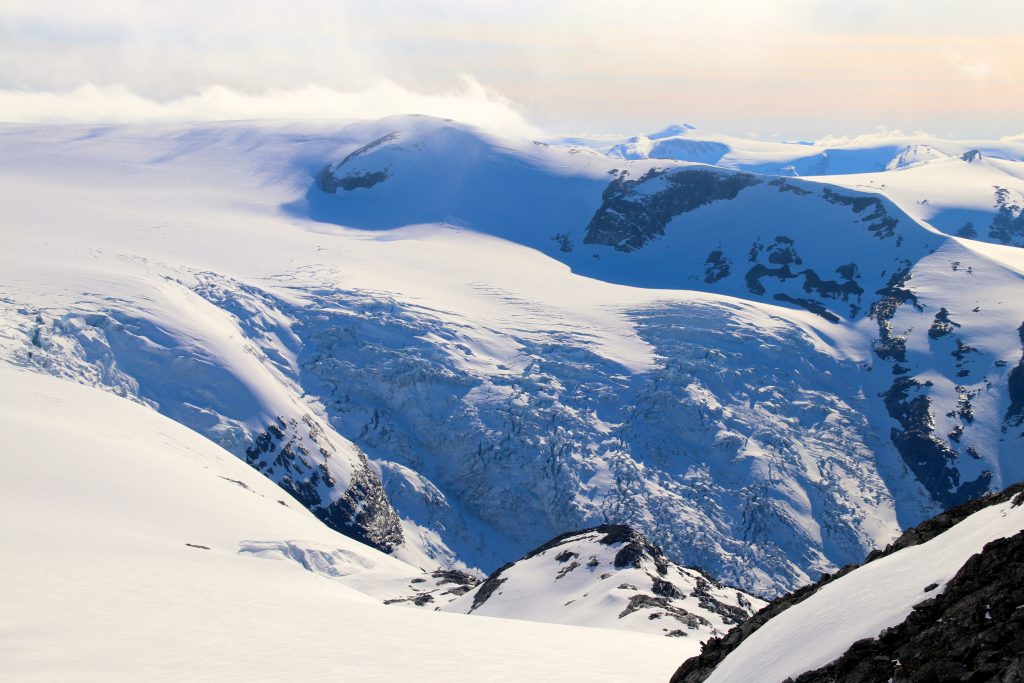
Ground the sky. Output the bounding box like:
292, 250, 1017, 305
1, 0, 1022, 139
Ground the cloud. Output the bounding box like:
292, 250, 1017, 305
814, 127, 938, 148
944, 49, 1000, 82
957, 62, 993, 81
0, 77, 540, 137
1002, 133, 1024, 143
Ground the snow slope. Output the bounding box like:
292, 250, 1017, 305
812, 152, 1024, 247
2, 117, 1022, 600
699, 494, 1024, 683
0, 366, 684, 682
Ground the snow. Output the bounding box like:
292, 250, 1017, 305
0, 366, 684, 682
589, 124, 1024, 247
705, 497, 1024, 683
1, 116, 1021, 599
442, 526, 764, 648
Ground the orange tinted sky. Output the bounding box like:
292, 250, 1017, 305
1, 0, 1021, 137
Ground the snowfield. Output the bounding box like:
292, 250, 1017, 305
0, 367, 685, 682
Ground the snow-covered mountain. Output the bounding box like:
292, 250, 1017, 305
2, 116, 1023, 604
443, 524, 764, 640
595, 124, 1024, 247
671, 483, 1024, 682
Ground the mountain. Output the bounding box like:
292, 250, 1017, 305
312, 117, 1024, 585
670, 483, 1024, 682
2, 116, 1023, 602
0, 365, 686, 682
597, 125, 1024, 247
442, 524, 765, 644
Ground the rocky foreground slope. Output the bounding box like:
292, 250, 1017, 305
671, 483, 1024, 682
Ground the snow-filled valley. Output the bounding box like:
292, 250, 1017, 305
0, 367, 688, 681
2, 117, 1024, 679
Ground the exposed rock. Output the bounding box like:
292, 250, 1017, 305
316, 132, 400, 194
456, 523, 762, 637
768, 178, 814, 196
468, 573, 509, 612
882, 377, 990, 508
618, 594, 712, 630
584, 168, 761, 252
1005, 323, 1024, 431
246, 416, 404, 552
869, 261, 918, 364
928, 308, 960, 339
703, 250, 731, 284
598, 524, 670, 575
821, 188, 899, 239
317, 167, 389, 192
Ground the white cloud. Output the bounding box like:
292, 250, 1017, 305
0, 78, 540, 137
813, 127, 938, 148
957, 62, 993, 81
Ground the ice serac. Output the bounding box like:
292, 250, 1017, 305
444, 524, 764, 646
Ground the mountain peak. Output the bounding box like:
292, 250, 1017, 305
650, 123, 697, 139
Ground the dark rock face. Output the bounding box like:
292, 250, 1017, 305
618, 594, 712, 630
865, 262, 991, 507
768, 178, 814, 196
583, 168, 761, 252
384, 568, 480, 606
323, 447, 405, 552
957, 222, 978, 238
928, 308, 960, 339
652, 577, 685, 599
1006, 323, 1024, 432
597, 524, 670, 575
316, 132, 399, 194
869, 261, 918, 365
317, 168, 389, 192
245, 416, 404, 552
703, 250, 731, 284
771, 293, 841, 323
989, 188, 1024, 246
743, 236, 863, 322
670, 483, 1024, 683
882, 376, 990, 508
820, 188, 899, 239
469, 574, 508, 612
